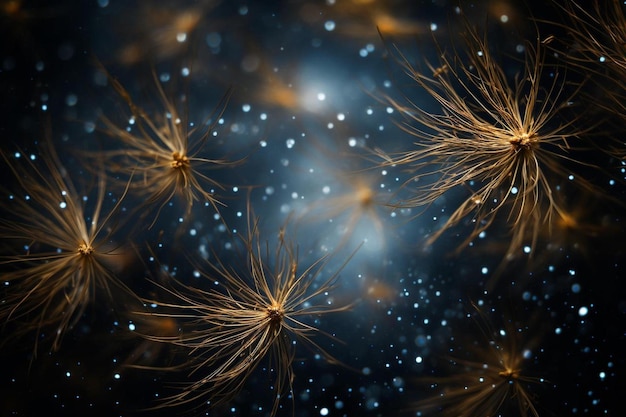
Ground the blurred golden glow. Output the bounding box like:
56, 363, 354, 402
117, 0, 220, 65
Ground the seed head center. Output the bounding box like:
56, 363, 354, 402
510, 132, 537, 150
357, 187, 374, 207
171, 151, 190, 169
78, 242, 94, 255
266, 305, 284, 323
499, 367, 520, 381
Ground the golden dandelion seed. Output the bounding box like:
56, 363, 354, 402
380, 13, 601, 257
0, 139, 135, 353
92, 67, 242, 227
135, 212, 357, 416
